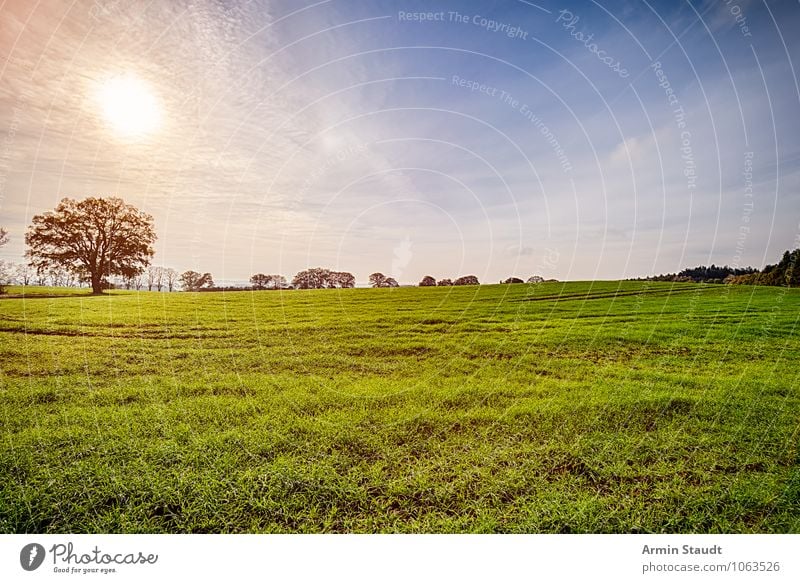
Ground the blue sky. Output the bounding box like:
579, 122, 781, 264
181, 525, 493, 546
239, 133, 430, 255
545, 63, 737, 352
1, 0, 799, 283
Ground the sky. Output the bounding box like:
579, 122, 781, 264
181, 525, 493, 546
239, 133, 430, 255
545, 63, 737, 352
1, 0, 799, 284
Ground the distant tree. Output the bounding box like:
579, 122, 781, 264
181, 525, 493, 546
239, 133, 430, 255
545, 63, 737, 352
154, 266, 165, 291
290, 268, 352, 289
250, 273, 270, 290
0, 261, 10, 294
331, 271, 355, 288
63, 269, 77, 287
250, 273, 288, 290
752, 249, 800, 287
503, 277, 524, 284
293, 268, 321, 289
25, 197, 156, 294
47, 266, 68, 287
369, 272, 387, 288
527, 275, 545, 284
270, 274, 287, 289
292, 269, 312, 289
419, 275, 437, 287
180, 270, 214, 291
453, 275, 479, 286
147, 265, 164, 291
162, 267, 178, 291
384, 277, 399, 287
437, 278, 453, 286
14, 263, 31, 286
0, 231, 12, 293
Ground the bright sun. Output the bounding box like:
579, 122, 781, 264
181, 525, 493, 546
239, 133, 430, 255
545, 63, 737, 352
97, 74, 162, 139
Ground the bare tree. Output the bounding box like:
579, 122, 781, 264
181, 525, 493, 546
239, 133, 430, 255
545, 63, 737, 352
0, 261, 11, 294
147, 266, 164, 291
164, 267, 178, 292
25, 197, 156, 294
14, 263, 31, 286
47, 266, 69, 287
419, 275, 436, 287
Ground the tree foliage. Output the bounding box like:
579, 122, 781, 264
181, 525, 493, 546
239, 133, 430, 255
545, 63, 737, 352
25, 197, 156, 294
292, 268, 355, 289
180, 270, 214, 291
369, 272, 387, 288
503, 277, 524, 284
419, 275, 437, 287
453, 275, 479, 286
251, 273, 288, 290
725, 249, 800, 287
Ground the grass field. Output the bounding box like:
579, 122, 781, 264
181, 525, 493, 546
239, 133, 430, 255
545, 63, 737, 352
1, 281, 798, 533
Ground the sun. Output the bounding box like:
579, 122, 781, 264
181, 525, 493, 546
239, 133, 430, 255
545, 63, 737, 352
96, 74, 162, 139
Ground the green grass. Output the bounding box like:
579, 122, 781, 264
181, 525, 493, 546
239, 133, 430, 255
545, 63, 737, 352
0, 281, 798, 533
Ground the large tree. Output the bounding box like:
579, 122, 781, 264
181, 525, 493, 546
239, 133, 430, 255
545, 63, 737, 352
419, 275, 436, 287
25, 197, 156, 294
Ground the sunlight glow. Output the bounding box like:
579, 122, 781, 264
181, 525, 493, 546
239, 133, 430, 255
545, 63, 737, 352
96, 74, 162, 139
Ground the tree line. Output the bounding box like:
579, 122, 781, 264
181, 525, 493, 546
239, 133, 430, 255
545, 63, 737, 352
631, 251, 800, 287
0, 197, 493, 293
3, 196, 799, 294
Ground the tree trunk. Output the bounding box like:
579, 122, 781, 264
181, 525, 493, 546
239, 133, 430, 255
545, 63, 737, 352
91, 274, 103, 294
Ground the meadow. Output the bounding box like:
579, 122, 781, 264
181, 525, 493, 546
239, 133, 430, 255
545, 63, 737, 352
0, 281, 798, 533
